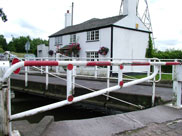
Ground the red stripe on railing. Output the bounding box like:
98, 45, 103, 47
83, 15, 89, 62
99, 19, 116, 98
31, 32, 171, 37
165, 62, 181, 66
86, 61, 111, 66
24, 61, 59, 66
131, 62, 150, 66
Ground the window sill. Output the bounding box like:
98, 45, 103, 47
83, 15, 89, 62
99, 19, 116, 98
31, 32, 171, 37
86, 40, 100, 43
55, 44, 63, 46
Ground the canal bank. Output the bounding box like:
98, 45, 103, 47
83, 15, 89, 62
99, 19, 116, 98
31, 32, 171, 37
12, 105, 182, 136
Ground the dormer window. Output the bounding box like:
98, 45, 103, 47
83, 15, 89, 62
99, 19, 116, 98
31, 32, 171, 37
55, 36, 62, 45
70, 34, 76, 43
87, 30, 99, 41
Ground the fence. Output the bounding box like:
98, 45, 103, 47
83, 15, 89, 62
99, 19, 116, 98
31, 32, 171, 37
0, 54, 182, 135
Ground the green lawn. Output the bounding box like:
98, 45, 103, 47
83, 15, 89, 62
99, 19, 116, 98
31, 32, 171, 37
11, 52, 29, 58
124, 74, 172, 81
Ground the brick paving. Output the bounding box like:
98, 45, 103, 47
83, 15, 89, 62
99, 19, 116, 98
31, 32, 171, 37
115, 119, 182, 136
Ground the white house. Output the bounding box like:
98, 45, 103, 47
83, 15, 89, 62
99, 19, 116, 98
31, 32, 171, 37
49, 0, 151, 73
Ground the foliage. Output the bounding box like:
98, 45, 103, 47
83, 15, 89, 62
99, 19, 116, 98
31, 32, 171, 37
98, 46, 109, 55
153, 49, 182, 59
68, 43, 81, 56
145, 34, 153, 58
0, 35, 7, 50
2, 35, 48, 55
30, 38, 48, 55
0, 48, 4, 53
0, 8, 7, 22
153, 49, 182, 73
58, 43, 81, 57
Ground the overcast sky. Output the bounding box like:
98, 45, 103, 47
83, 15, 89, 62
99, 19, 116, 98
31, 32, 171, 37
0, 0, 182, 51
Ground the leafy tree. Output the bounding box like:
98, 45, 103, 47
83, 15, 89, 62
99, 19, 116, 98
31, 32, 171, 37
145, 34, 153, 58
0, 8, 7, 22
0, 48, 4, 53
1, 35, 48, 55
31, 38, 48, 55
9, 36, 31, 53
6, 41, 16, 52
0, 35, 7, 50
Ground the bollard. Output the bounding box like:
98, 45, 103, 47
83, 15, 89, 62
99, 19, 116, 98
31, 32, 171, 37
172, 64, 182, 108
0, 61, 11, 135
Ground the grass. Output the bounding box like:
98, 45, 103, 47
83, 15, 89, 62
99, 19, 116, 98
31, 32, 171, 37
124, 73, 172, 81
11, 52, 28, 58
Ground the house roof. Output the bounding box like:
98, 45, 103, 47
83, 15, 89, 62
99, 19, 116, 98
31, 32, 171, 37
49, 15, 126, 37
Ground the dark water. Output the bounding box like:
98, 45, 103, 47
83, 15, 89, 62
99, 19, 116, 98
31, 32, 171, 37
11, 92, 123, 123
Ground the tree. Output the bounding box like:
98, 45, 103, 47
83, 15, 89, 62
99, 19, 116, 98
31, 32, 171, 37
31, 38, 48, 55
145, 34, 153, 58
9, 36, 31, 53
0, 8, 7, 22
0, 35, 7, 51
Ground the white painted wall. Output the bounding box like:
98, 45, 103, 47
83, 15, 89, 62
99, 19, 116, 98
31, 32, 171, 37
37, 44, 48, 57
49, 37, 56, 52
112, 27, 149, 72
49, 27, 111, 59
115, 16, 149, 32
78, 28, 111, 59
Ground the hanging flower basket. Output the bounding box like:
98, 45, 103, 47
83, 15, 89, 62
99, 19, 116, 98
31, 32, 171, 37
98, 46, 109, 55
57, 43, 81, 57
68, 43, 81, 56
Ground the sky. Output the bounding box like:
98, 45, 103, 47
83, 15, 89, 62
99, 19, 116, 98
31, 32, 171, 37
0, 0, 182, 51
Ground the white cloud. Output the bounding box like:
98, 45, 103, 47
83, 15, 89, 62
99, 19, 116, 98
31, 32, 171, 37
0, 0, 182, 51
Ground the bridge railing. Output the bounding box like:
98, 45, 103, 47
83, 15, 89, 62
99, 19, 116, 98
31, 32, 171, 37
0, 55, 182, 135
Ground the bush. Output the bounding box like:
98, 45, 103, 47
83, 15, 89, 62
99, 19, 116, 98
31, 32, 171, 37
153, 49, 182, 73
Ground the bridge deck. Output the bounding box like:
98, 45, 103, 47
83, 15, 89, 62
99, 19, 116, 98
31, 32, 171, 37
11, 74, 172, 102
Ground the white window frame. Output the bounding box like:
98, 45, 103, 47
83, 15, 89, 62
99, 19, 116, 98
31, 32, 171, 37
86, 51, 99, 61
70, 34, 76, 43
55, 36, 62, 45
87, 30, 99, 41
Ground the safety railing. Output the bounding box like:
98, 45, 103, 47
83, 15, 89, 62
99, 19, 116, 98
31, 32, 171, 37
0, 55, 182, 135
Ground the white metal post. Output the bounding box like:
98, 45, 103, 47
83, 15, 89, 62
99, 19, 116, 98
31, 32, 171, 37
152, 65, 156, 106
25, 65, 28, 87
147, 59, 151, 82
107, 66, 110, 88
72, 60, 76, 94
41, 58, 43, 74
46, 59, 49, 90
106, 65, 110, 100
67, 64, 73, 102
94, 58, 98, 78
118, 65, 124, 87
56, 53, 59, 74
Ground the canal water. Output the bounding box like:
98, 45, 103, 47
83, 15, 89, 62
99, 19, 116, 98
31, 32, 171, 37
12, 92, 123, 123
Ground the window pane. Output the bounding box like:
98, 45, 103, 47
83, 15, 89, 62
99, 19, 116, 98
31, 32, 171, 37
87, 32, 90, 41
86, 51, 99, 61
91, 31, 94, 40
95, 30, 99, 40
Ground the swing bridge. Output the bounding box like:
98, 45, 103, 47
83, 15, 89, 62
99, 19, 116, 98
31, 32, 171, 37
0, 53, 182, 135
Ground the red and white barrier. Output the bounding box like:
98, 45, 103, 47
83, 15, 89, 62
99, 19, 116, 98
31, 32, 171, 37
1, 60, 182, 122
